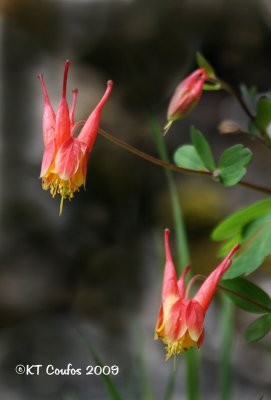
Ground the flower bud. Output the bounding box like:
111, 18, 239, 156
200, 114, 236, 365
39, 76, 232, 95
164, 68, 207, 134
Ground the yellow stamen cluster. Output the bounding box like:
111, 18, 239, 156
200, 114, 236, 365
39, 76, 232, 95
42, 172, 84, 215
164, 332, 196, 361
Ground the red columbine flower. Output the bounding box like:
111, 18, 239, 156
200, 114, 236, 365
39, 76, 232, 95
38, 60, 113, 215
155, 229, 239, 360
164, 68, 207, 134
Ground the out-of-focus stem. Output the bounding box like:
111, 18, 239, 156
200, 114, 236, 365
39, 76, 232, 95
150, 118, 200, 400
150, 118, 190, 270
219, 296, 234, 400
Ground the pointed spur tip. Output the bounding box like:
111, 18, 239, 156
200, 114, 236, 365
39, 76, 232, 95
164, 229, 173, 261
106, 80, 114, 92
62, 60, 71, 98
229, 243, 241, 256
37, 73, 49, 99
164, 228, 171, 237
37, 74, 45, 87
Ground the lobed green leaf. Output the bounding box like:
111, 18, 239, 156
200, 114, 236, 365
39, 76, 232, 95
218, 165, 247, 186
216, 144, 252, 187
174, 145, 207, 171
218, 144, 252, 168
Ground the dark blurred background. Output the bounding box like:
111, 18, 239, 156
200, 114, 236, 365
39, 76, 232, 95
0, 0, 271, 399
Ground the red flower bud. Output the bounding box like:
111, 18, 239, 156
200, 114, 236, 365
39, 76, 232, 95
164, 68, 207, 134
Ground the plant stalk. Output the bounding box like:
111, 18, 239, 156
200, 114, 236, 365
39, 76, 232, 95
150, 118, 200, 400
98, 128, 271, 196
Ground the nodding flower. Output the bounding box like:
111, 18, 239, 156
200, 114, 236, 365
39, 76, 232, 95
164, 68, 207, 134
38, 60, 113, 215
155, 229, 240, 361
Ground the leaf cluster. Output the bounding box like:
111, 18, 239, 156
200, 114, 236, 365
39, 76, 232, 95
174, 127, 252, 186
212, 199, 271, 341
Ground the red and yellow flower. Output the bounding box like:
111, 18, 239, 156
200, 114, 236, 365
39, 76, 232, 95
155, 229, 239, 360
164, 68, 207, 134
38, 60, 113, 214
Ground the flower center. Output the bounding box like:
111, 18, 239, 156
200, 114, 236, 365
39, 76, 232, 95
42, 170, 84, 215
164, 332, 196, 361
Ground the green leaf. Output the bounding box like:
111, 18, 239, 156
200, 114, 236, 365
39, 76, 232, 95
190, 127, 216, 170
245, 314, 271, 343
212, 198, 271, 241
216, 234, 242, 258
174, 145, 206, 171
213, 199, 271, 278
218, 165, 247, 186
255, 97, 271, 135
216, 144, 252, 186
223, 212, 271, 279
196, 52, 221, 91
221, 278, 271, 313
219, 144, 252, 168
196, 52, 216, 78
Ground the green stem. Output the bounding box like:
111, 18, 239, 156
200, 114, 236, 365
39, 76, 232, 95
139, 352, 154, 400
150, 118, 200, 400
98, 128, 271, 196
98, 128, 209, 178
150, 118, 190, 269
215, 78, 254, 120
212, 77, 271, 146
219, 296, 234, 400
